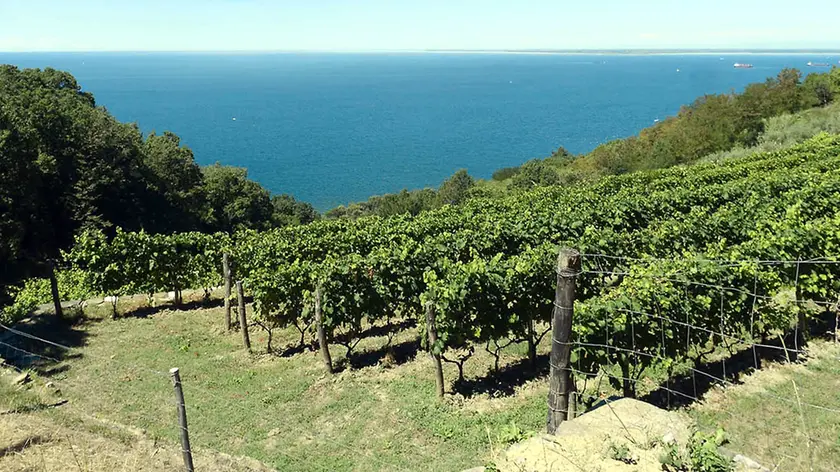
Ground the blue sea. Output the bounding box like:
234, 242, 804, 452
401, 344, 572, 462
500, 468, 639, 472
1, 52, 836, 210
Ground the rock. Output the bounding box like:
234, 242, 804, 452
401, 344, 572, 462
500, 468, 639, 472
496, 398, 693, 472
267, 428, 281, 438
733, 454, 771, 471
662, 431, 677, 445
13, 372, 31, 385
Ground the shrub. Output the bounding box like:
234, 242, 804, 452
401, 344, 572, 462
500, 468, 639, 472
492, 166, 521, 181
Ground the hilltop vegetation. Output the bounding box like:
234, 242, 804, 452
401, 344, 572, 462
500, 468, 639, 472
3, 133, 840, 471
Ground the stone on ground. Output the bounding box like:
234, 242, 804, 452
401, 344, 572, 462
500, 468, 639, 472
494, 398, 692, 472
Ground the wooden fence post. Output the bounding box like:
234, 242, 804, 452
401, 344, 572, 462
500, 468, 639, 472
425, 302, 445, 398
314, 285, 333, 373
47, 260, 63, 318
169, 368, 194, 472
223, 253, 232, 331
236, 281, 251, 352
546, 248, 580, 434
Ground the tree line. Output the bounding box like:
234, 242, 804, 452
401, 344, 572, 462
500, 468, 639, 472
0, 66, 315, 305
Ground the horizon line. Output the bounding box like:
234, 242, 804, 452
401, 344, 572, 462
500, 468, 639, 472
3, 47, 840, 55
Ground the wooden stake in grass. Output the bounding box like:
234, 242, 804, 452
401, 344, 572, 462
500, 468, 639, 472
223, 253, 232, 331
169, 368, 194, 472
236, 281, 251, 352
314, 284, 333, 373
47, 260, 63, 318
425, 301, 445, 398
546, 248, 580, 434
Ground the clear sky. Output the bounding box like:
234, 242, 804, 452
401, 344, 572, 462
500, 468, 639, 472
1, 0, 839, 52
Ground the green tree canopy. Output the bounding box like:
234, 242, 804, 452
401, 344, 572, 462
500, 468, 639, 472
437, 169, 475, 206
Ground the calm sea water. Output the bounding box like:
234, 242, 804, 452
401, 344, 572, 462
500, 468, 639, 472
1, 52, 836, 210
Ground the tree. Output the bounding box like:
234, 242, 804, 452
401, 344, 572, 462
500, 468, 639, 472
201, 164, 274, 232
509, 159, 561, 189
271, 194, 318, 226
141, 131, 207, 231
0, 65, 151, 264
437, 169, 475, 206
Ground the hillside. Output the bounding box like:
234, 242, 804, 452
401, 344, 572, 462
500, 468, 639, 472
3, 289, 840, 471
3, 131, 840, 470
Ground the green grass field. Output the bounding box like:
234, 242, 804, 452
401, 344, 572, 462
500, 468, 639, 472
2, 295, 553, 471
2, 294, 840, 471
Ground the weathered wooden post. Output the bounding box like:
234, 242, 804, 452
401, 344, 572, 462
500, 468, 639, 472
314, 285, 333, 373
169, 368, 194, 472
236, 281, 251, 352
546, 248, 580, 434
223, 253, 232, 331
47, 260, 63, 318
795, 261, 808, 352
425, 301, 445, 398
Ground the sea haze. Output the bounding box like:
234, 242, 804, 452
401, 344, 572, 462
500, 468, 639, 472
1, 52, 836, 210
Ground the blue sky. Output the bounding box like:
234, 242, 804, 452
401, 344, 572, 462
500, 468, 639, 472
1, 0, 839, 52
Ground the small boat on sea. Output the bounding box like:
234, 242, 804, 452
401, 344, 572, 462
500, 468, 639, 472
807, 61, 830, 67
733, 63, 753, 69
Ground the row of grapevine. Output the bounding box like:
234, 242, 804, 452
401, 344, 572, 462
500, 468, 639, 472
53, 134, 840, 397
65, 229, 230, 305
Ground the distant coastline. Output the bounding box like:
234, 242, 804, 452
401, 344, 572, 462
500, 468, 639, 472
423, 49, 840, 56
2, 48, 840, 56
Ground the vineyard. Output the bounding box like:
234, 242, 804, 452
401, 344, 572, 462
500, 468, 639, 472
2, 133, 840, 471
14, 132, 830, 400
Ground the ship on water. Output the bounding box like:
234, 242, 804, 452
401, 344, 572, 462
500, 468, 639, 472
807, 61, 830, 67
733, 63, 753, 69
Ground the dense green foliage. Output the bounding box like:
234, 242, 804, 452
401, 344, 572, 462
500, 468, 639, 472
41, 134, 840, 399
325, 169, 476, 218
0, 66, 315, 305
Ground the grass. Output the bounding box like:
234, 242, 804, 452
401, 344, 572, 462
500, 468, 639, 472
2, 293, 552, 472
3, 293, 840, 471
692, 341, 840, 472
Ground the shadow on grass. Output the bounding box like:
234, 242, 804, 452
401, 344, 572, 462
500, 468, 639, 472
118, 296, 233, 319
332, 319, 417, 347
0, 313, 89, 374
445, 311, 838, 402
272, 342, 315, 358
343, 338, 421, 370
643, 311, 837, 409
0, 435, 51, 458
453, 354, 548, 398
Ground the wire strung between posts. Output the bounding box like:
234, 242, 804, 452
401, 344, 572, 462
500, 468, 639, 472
579, 253, 840, 266
0, 340, 61, 363
552, 335, 840, 415
0, 325, 342, 472
564, 364, 840, 451
0, 323, 400, 472
576, 269, 838, 308
552, 302, 807, 357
